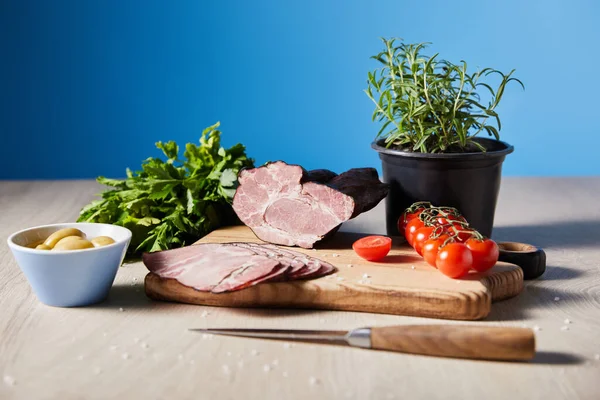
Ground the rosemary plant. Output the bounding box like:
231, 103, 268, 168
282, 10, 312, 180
365, 38, 524, 153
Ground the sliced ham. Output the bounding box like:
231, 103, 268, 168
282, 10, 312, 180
258, 244, 336, 280
232, 161, 388, 248
142, 242, 337, 293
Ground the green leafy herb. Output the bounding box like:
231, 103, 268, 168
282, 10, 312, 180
365, 38, 524, 153
77, 122, 254, 255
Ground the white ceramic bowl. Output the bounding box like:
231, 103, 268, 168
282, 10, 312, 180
7, 223, 132, 307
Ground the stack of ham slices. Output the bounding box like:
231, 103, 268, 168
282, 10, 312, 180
143, 242, 336, 293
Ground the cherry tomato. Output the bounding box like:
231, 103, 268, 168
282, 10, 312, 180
398, 208, 425, 233
352, 235, 392, 261
436, 214, 467, 226
422, 234, 450, 267
466, 238, 499, 272
413, 226, 435, 256
404, 218, 425, 247
442, 224, 476, 242
436, 243, 473, 278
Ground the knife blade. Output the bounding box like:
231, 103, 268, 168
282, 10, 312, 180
190, 325, 535, 361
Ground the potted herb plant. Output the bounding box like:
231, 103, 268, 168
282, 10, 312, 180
366, 38, 523, 237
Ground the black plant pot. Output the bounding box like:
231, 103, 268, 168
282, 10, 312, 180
372, 137, 514, 238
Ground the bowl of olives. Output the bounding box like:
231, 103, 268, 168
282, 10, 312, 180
7, 223, 132, 307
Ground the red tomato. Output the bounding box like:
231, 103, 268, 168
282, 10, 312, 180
443, 224, 476, 242
404, 218, 425, 247
436, 214, 467, 226
436, 243, 473, 278
413, 226, 435, 256
422, 234, 450, 267
353, 235, 392, 261
398, 208, 424, 233
466, 238, 499, 272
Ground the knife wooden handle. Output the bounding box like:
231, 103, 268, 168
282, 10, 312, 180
370, 325, 535, 361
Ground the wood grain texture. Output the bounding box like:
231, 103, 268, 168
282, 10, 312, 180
1, 179, 600, 400
144, 225, 523, 320
370, 325, 535, 361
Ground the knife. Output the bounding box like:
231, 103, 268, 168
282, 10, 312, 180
190, 324, 535, 361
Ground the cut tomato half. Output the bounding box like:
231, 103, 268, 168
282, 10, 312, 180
352, 235, 392, 261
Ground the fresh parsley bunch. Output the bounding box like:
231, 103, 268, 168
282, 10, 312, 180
78, 122, 254, 255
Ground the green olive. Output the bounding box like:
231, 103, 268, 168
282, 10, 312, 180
35, 244, 51, 250
53, 236, 94, 251
44, 228, 86, 248
91, 236, 115, 247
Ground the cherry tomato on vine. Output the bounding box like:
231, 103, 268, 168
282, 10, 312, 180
422, 234, 451, 267
436, 243, 473, 278
466, 238, 499, 272
398, 208, 425, 233
436, 214, 467, 226
442, 224, 476, 242
413, 226, 435, 256
352, 235, 392, 261
405, 218, 425, 247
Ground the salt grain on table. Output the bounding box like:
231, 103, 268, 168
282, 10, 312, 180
309, 377, 319, 385
133, 337, 140, 343
122, 353, 130, 360
594, 354, 600, 360
411, 265, 415, 270
362, 273, 370, 279
332, 253, 340, 257
564, 319, 572, 324
141, 342, 149, 349
533, 326, 541, 331
347, 264, 353, 268
272, 359, 279, 366
282, 371, 289, 378
119, 307, 124, 312
93, 367, 102, 375
263, 364, 271, 372
222, 365, 231, 375
560, 326, 569, 331
4, 375, 16, 386
337, 277, 345, 282
554, 297, 560, 302
109, 345, 118, 351
201, 310, 210, 318
251, 349, 259, 356
178, 354, 184, 360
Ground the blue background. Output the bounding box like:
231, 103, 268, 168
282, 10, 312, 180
1, 0, 599, 179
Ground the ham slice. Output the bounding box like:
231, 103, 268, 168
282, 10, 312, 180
232, 161, 388, 248
142, 242, 337, 293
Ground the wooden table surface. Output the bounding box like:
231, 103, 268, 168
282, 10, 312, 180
1, 178, 599, 400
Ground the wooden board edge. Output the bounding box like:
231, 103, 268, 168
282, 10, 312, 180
144, 273, 492, 321
484, 266, 524, 302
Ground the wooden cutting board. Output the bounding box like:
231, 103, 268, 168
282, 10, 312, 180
144, 226, 523, 320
